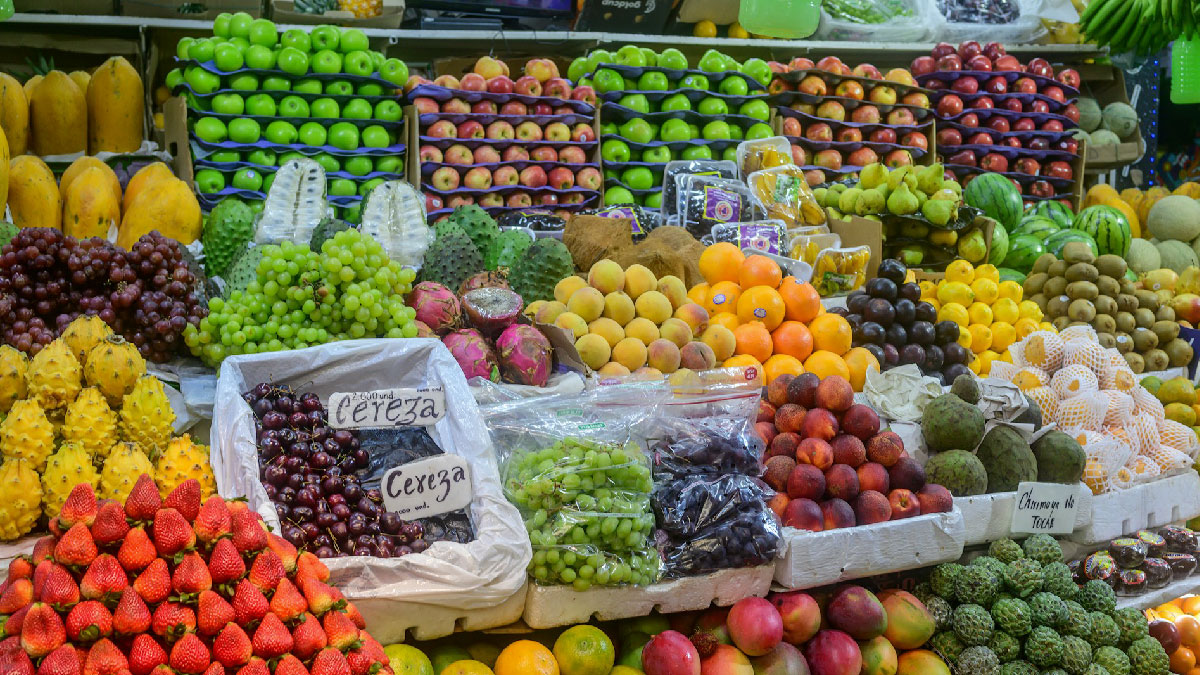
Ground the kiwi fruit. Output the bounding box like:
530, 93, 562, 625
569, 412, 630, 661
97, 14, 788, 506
1094, 295, 1118, 316
1023, 273, 1048, 297
1064, 263, 1100, 283
1095, 254, 1128, 279
1066, 281, 1099, 300
1115, 311, 1136, 333
1135, 307, 1156, 328
1115, 332, 1134, 353
1096, 275, 1121, 297
1116, 294, 1139, 313
1097, 332, 1116, 349
1144, 349, 1169, 372
1031, 253, 1058, 274
1052, 316, 1072, 332
1047, 295, 1071, 319
1152, 320, 1181, 343
1031, 293, 1049, 311
1157, 305, 1176, 322
1062, 241, 1097, 264
1119, 278, 1137, 295
1047, 260, 1069, 278
1133, 327, 1159, 352
1135, 289, 1160, 310
1044, 277, 1069, 298
1166, 338, 1195, 367
1067, 299, 1097, 322
1091, 314, 1116, 334
1124, 352, 1145, 373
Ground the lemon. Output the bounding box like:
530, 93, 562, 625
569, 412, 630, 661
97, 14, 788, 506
1039, 321, 1055, 331
967, 302, 993, 325
974, 264, 1000, 283
990, 321, 1016, 352
441, 661, 495, 675
970, 278, 999, 305
919, 280, 938, 298
610, 668, 644, 675
958, 325, 973, 349
998, 280, 1023, 301
978, 349, 1001, 374
938, 302, 970, 327
937, 281, 974, 307
728, 21, 749, 38
1000, 350, 1012, 363
968, 324, 993, 353
945, 259, 975, 284
693, 20, 718, 37
553, 625, 615, 675
925, 297, 941, 312
384, 645, 435, 675
1017, 300, 1043, 321
1014, 317, 1040, 339
968, 355, 982, 373
992, 297, 1019, 324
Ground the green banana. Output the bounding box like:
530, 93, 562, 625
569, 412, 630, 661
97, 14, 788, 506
1085, 0, 1131, 42
1107, 0, 1145, 51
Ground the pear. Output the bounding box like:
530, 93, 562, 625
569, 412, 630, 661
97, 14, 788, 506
860, 162, 889, 190
957, 228, 988, 263
827, 207, 845, 221
916, 189, 928, 207
930, 229, 958, 246
922, 198, 958, 226
941, 180, 962, 197
903, 172, 919, 191
865, 215, 882, 223
887, 183, 920, 216
931, 188, 960, 202
813, 187, 827, 205
887, 166, 913, 191
838, 187, 864, 214
898, 246, 924, 266
916, 163, 945, 196
855, 188, 886, 216
901, 221, 930, 238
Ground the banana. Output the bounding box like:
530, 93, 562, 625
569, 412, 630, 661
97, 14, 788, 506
1092, 0, 1135, 45
1080, 0, 1107, 24
1107, 0, 1144, 51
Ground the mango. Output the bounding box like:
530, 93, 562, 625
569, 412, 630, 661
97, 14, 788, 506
8, 155, 61, 230
59, 156, 122, 207
122, 162, 172, 214
878, 590, 935, 650
63, 166, 121, 239
0, 73, 28, 156
88, 57, 145, 154
895, 649, 950, 675
117, 177, 200, 248
30, 71, 87, 156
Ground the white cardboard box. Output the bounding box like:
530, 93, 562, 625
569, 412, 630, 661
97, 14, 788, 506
956, 485, 1094, 546
1069, 472, 1200, 545
353, 584, 528, 642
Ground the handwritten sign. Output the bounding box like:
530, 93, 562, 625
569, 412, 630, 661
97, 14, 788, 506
328, 388, 445, 429
381, 455, 472, 518
1010, 482, 1080, 535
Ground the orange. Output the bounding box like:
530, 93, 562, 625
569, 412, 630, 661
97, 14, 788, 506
723, 354, 764, 379
493, 640, 558, 675
736, 286, 786, 331
733, 321, 773, 362
705, 281, 742, 316
552, 626, 615, 675
1178, 615, 1200, 650
844, 347, 881, 392
1187, 668, 1200, 675
772, 321, 814, 362
687, 282, 710, 306
764, 354, 804, 383
710, 312, 741, 332
1183, 596, 1200, 615
808, 313, 853, 355
1172, 646, 1196, 673
804, 350, 850, 380
779, 276, 821, 322
698, 242, 745, 285
738, 255, 783, 290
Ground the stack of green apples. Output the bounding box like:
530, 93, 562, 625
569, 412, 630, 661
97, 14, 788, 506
570, 46, 772, 208
165, 12, 410, 222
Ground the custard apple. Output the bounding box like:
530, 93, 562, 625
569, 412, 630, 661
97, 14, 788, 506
954, 603, 995, 646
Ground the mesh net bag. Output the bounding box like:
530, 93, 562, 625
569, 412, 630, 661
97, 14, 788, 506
1159, 419, 1200, 458
1100, 390, 1135, 426
1060, 325, 1099, 343
1063, 339, 1109, 376
1026, 386, 1060, 422
1116, 455, 1163, 488
1104, 424, 1134, 449
1132, 385, 1167, 422
1129, 411, 1160, 453
1083, 456, 1114, 495
988, 360, 1021, 382
1076, 430, 1135, 495
1054, 391, 1107, 431
1143, 444, 1195, 473
1014, 367, 1051, 391
1098, 350, 1137, 391
1052, 364, 1099, 400
1020, 331, 1064, 371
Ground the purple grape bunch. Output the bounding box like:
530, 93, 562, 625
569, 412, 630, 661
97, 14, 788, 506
245, 381, 429, 559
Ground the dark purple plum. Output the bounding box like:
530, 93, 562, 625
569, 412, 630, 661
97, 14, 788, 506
944, 342, 971, 365
914, 301, 937, 323
893, 298, 915, 326
883, 343, 899, 365
924, 344, 945, 370
934, 320, 960, 344
886, 323, 907, 346
864, 298, 895, 327
845, 313, 862, 332
829, 306, 849, 316
909, 321, 934, 345
866, 277, 897, 300
859, 321, 885, 346
944, 363, 971, 382
847, 291, 870, 314
899, 344, 926, 366
863, 343, 886, 364
898, 282, 921, 303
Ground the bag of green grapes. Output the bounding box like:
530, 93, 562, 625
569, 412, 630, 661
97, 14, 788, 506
480, 384, 672, 590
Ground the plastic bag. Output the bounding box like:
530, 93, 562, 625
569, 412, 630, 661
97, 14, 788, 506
817, 0, 936, 42
654, 475, 782, 577
662, 160, 739, 222
748, 165, 827, 229
790, 232, 842, 264
648, 410, 766, 480
711, 220, 789, 255
812, 245, 872, 295
737, 137, 793, 178
933, 0, 1048, 42
676, 175, 763, 239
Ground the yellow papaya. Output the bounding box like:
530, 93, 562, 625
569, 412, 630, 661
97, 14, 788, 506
121, 162, 172, 213
1083, 183, 1119, 209
29, 71, 87, 156
117, 177, 200, 248
22, 75, 41, 102
1105, 197, 1142, 238
87, 57, 144, 155
0, 73, 29, 157
8, 155, 61, 230
68, 70, 91, 96
0, 127, 8, 215
63, 166, 120, 240
60, 156, 122, 208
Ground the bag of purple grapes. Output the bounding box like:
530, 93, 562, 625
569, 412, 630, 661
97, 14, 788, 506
209, 339, 530, 615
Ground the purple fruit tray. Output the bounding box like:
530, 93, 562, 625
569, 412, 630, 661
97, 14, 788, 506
175, 58, 397, 89
800, 164, 862, 179
780, 68, 935, 96
417, 136, 596, 149
408, 83, 595, 114
940, 125, 1074, 142
776, 106, 934, 133
939, 143, 1077, 162
931, 91, 1077, 115
767, 92, 935, 121
194, 159, 404, 182
916, 70, 1080, 97
426, 201, 596, 221
599, 160, 675, 170
192, 136, 405, 157
946, 164, 1076, 188
195, 111, 405, 130
420, 160, 596, 175
173, 83, 396, 105
417, 112, 593, 127
422, 183, 600, 197
599, 102, 765, 128
585, 63, 767, 88
598, 136, 746, 152
939, 107, 1077, 130
197, 186, 372, 206
786, 137, 930, 160
597, 88, 764, 107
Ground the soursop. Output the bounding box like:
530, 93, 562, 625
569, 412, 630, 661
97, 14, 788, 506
1125, 636, 1169, 675
1025, 625, 1064, 668
951, 373, 982, 404
931, 563, 964, 599
1077, 579, 1116, 614
954, 646, 1000, 675
992, 598, 1033, 637
957, 563, 1002, 606
223, 245, 264, 298
1032, 430, 1086, 484
1042, 562, 1078, 601
421, 225, 484, 292
932, 631, 967, 662
989, 538, 1025, 564
1085, 666, 1112, 675
1062, 601, 1092, 639
202, 196, 256, 277
989, 630, 1020, 663
1030, 591, 1069, 628
1094, 646, 1131, 675
954, 604, 995, 646
509, 238, 575, 303
1061, 635, 1092, 675
925, 449, 989, 496
255, 157, 326, 246
446, 204, 500, 255
922, 392, 986, 452
1023, 534, 1064, 565
358, 181, 430, 268
1004, 558, 1044, 598
310, 218, 353, 252
1113, 608, 1149, 647
1089, 612, 1121, 649
486, 228, 534, 271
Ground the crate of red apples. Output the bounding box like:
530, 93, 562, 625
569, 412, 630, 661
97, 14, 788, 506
408, 56, 602, 222
912, 40, 1084, 207
767, 55, 937, 185
757, 372, 965, 588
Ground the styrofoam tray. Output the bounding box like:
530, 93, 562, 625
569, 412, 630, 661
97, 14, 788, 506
956, 485, 1094, 545
352, 583, 528, 642
1116, 574, 1200, 611
522, 565, 774, 629
0, 535, 38, 572
774, 507, 965, 589
1068, 471, 1200, 545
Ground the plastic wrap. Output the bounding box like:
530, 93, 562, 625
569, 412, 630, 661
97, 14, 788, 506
747, 165, 827, 228
790, 232, 843, 264
816, 0, 937, 42
654, 475, 782, 577
662, 160, 739, 221
676, 175, 763, 239
812, 245, 872, 295
933, 0, 1048, 43
737, 137, 793, 178
710, 220, 789, 255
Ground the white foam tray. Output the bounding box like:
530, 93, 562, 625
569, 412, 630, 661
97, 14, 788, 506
956, 485, 1094, 546
1117, 574, 1200, 611
352, 583, 528, 642
1068, 471, 1200, 545
522, 565, 775, 630
774, 507, 965, 589
0, 535, 39, 572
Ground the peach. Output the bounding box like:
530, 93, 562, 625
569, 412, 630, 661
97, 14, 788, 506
534, 300, 567, 324
769, 432, 800, 459
801, 408, 839, 441
775, 404, 808, 434
859, 636, 898, 675
597, 362, 631, 377
701, 325, 737, 361
787, 463, 826, 500
827, 586, 887, 640
888, 489, 920, 520
757, 400, 777, 424
657, 276, 689, 309
897, 650, 951, 675
782, 498, 823, 531
857, 462, 890, 494
767, 374, 796, 408
796, 438, 833, 470
748, 642, 808, 675
679, 342, 717, 371
770, 591, 821, 644
787, 372, 820, 406
824, 464, 859, 501
917, 484, 953, 514
830, 435, 866, 467
757, 422, 778, 447
888, 457, 926, 492
878, 590, 936, 650
567, 286, 605, 322
603, 292, 636, 326
673, 303, 710, 335
586, 259, 625, 294
815, 376, 854, 412
767, 492, 790, 520
647, 338, 681, 374
841, 404, 880, 440
727, 597, 783, 656
612, 337, 649, 372
865, 431, 903, 467
625, 317, 660, 345
764, 456, 796, 492
821, 498, 856, 529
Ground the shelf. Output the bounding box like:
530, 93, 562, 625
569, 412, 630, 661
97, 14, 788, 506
1117, 575, 1200, 611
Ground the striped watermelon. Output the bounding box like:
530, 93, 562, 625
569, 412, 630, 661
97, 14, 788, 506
1071, 205, 1131, 257
1012, 217, 1060, 241
1044, 229, 1099, 258
988, 223, 1009, 266
999, 268, 1027, 284
1003, 234, 1046, 273
1028, 200, 1075, 229
965, 173, 1023, 229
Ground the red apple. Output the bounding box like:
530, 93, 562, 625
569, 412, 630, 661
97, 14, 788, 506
543, 77, 572, 99
1015, 157, 1041, 175
789, 56, 816, 71
901, 132, 928, 150
1028, 137, 1049, 151
506, 192, 532, 207
869, 128, 898, 144
847, 147, 879, 166
814, 149, 843, 170
994, 55, 1022, 71
983, 42, 1006, 60
427, 120, 457, 138
471, 100, 498, 114
457, 120, 485, 139
902, 92, 931, 108
979, 152, 1008, 172
433, 74, 461, 89
947, 149, 977, 166
472, 145, 500, 163
926, 79, 946, 90
967, 131, 995, 145
444, 144, 473, 165
1030, 181, 1055, 198
936, 95, 964, 116
951, 77, 979, 94
547, 167, 575, 189
532, 103, 553, 116
514, 121, 543, 141
850, 105, 882, 124
973, 96, 997, 110
1041, 119, 1064, 132
501, 146, 529, 162
937, 55, 963, 72
1062, 103, 1080, 124
1028, 100, 1050, 114
1056, 68, 1081, 89
576, 167, 602, 190
1042, 85, 1066, 102
499, 100, 528, 115
463, 166, 492, 190
530, 146, 557, 162
791, 145, 807, 165
886, 108, 916, 125
544, 122, 571, 142
1012, 77, 1036, 94
967, 54, 993, 72
1004, 137, 1023, 148
1044, 161, 1073, 180
492, 166, 519, 186
487, 76, 515, 94
571, 86, 597, 105
782, 117, 803, 137
424, 193, 443, 212
815, 56, 844, 72
884, 149, 913, 167
558, 146, 587, 164
478, 193, 504, 207
485, 120, 514, 140
910, 55, 937, 76
836, 127, 863, 143
987, 117, 1011, 133
1027, 57, 1054, 78
937, 128, 964, 146
537, 194, 558, 206
806, 123, 834, 142
518, 165, 547, 188
957, 40, 982, 60
413, 97, 439, 114
514, 75, 542, 96
430, 166, 460, 191
931, 42, 956, 60
959, 113, 980, 128
1054, 138, 1079, 154
460, 73, 487, 91
571, 123, 595, 142
984, 76, 1009, 94
888, 489, 921, 520
419, 145, 444, 163
1014, 117, 1036, 131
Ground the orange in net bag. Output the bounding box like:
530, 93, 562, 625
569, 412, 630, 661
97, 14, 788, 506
1054, 391, 1107, 432
987, 360, 1020, 382
1075, 429, 1135, 495
1063, 339, 1110, 376
1132, 385, 1167, 422
1159, 419, 1200, 458
1099, 349, 1137, 391
1025, 386, 1060, 422
1060, 324, 1098, 343
1113, 455, 1162, 489
1099, 390, 1135, 426
1020, 331, 1065, 371
1013, 367, 1051, 391
1051, 364, 1098, 400
1129, 411, 1160, 454
1144, 444, 1194, 473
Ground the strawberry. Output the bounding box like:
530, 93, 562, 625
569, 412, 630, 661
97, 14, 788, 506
37, 562, 79, 610
58, 484, 98, 530
268, 578, 307, 623
264, 536, 297, 574
152, 509, 195, 559
0, 643, 34, 675
64, 601, 112, 643
289, 614, 326, 660
89, 503, 130, 548
111, 588, 150, 636
20, 603, 65, 658
149, 666, 174, 675
321, 612, 360, 652
0, 578, 32, 614
163, 480, 202, 522
31, 537, 56, 566
246, 552, 283, 594
132, 560, 171, 605
5, 603, 31, 637
230, 580, 268, 627
194, 497, 232, 545
150, 602, 195, 642
2, 635, 23, 656
230, 512, 267, 555
171, 553, 212, 597
124, 475, 162, 523
273, 654, 310, 675
235, 657, 269, 675
7, 556, 33, 584
298, 578, 343, 617
202, 663, 225, 675
79, 555, 128, 604
196, 590, 234, 637
295, 554, 329, 583
206, 539, 245, 587
250, 613, 292, 659
169, 633, 210, 675
128, 635, 167, 675
54, 524, 98, 568
345, 633, 386, 675
310, 648, 352, 675
82, 638, 127, 675
342, 603, 364, 630
211, 623, 252, 668
34, 644, 79, 675
116, 529, 156, 573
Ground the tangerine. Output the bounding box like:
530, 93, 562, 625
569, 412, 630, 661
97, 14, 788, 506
493, 641, 559, 675
808, 313, 852, 355
738, 255, 783, 289
552, 626, 615, 675
804, 350, 850, 380
736, 286, 786, 331
710, 312, 741, 332
733, 321, 773, 362
1183, 596, 1200, 615
771, 321, 814, 362
779, 276, 821, 322
1172, 646, 1197, 674
1178, 615, 1200, 650
698, 242, 744, 285
764, 354, 804, 383
843, 346, 880, 391
723, 354, 765, 380
687, 282, 710, 306
705, 281, 742, 316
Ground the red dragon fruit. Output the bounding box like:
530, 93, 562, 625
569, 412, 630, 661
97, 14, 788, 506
495, 324, 552, 387
414, 320, 435, 338
462, 287, 524, 338
459, 271, 509, 295
442, 329, 500, 382
406, 282, 460, 335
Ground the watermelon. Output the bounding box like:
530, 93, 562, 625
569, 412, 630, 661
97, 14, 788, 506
1027, 200, 1075, 229
1071, 205, 1131, 257
1003, 234, 1046, 273
988, 223, 1009, 266
1012, 216, 1060, 241
965, 172, 1024, 229
1044, 229, 1099, 258
999, 268, 1027, 284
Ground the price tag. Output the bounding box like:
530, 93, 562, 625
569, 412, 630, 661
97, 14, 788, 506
1010, 482, 1080, 535
328, 388, 445, 429
380, 455, 472, 518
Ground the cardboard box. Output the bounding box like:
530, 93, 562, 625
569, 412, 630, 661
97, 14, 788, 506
1080, 66, 1144, 169
270, 0, 404, 27
882, 213, 995, 272
164, 96, 193, 187
15, 0, 113, 14
575, 0, 674, 33
830, 215, 883, 280
121, 0, 262, 19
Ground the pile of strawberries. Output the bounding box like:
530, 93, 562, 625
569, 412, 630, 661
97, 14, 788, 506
0, 475, 393, 675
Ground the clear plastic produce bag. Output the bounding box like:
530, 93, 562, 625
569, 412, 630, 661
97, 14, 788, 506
654, 475, 783, 577
816, 0, 938, 42
933, 0, 1048, 43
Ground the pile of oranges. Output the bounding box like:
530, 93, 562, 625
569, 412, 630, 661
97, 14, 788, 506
689, 242, 880, 389
1144, 597, 1200, 674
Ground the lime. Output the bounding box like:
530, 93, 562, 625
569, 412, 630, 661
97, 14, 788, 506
553, 626, 615, 675
383, 645, 434, 675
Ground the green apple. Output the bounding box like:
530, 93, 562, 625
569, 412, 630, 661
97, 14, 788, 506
185, 92, 207, 111
697, 97, 728, 116
728, 125, 742, 140
228, 12, 254, 39
745, 123, 773, 140
344, 156, 373, 176
586, 49, 613, 73
604, 186, 635, 205
247, 19, 276, 48
577, 77, 592, 88
297, 122, 327, 146
227, 37, 250, 51
361, 125, 389, 148
621, 167, 654, 190
211, 92, 244, 115
209, 150, 240, 163
357, 82, 384, 96
342, 99, 372, 119
374, 156, 402, 173
247, 149, 276, 166
264, 120, 298, 144
373, 100, 402, 122
314, 154, 340, 172
187, 38, 215, 62
648, 123, 660, 139
165, 68, 184, 91
343, 51, 373, 77
358, 178, 384, 196
660, 94, 691, 112
718, 76, 749, 96
623, 77, 637, 90
245, 94, 276, 116
261, 77, 291, 91
311, 98, 340, 118
601, 122, 618, 136
618, 119, 653, 144
698, 49, 729, 73
278, 95, 309, 118
379, 58, 409, 86
278, 151, 306, 165
680, 145, 713, 160
294, 79, 322, 94
637, 72, 670, 91
369, 51, 385, 70
325, 80, 353, 96
328, 122, 360, 150
639, 48, 656, 66
567, 57, 589, 82
601, 139, 631, 163
212, 13, 233, 38
688, 123, 701, 138
276, 47, 309, 77
722, 146, 738, 162
227, 118, 261, 143
281, 28, 310, 53
615, 45, 647, 67
227, 73, 259, 91
680, 74, 710, 90
260, 175, 274, 194
739, 99, 771, 121
176, 37, 194, 60
657, 48, 688, 70
342, 203, 362, 222
232, 167, 264, 191
702, 120, 730, 140
193, 117, 227, 142
194, 169, 226, 194
329, 178, 357, 197
244, 45, 276, 70
740, 58, 772, 87
641, 146, 672, 163
617, 93, 650, 114
659, 118, 691, 142
213, 43, 243, 72
339, 28, 369, 53
593, 69, 624, 94
312, 49, 343, 75
605, 168, 619, 180
311, 25, 340, 51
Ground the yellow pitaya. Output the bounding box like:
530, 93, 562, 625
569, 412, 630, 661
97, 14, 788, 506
0, 398, 55, 470
85, 335, 147, 407
0, 345, 28, 413
0, 457, 42, 540
42, 442, 99, 518
60, 315, 113, 366
26, 339, 81, 411
119, 375, 174, 457
154, 435, 217, 498
98, 441, 155, 503
63, 387, 118, 459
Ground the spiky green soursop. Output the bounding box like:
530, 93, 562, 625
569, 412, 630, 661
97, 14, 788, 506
1077, 579, 1117, 614
954, 603, 995, 646
992, 597, 1033, 637
1042, 562, 1078, 601
202, 197, 256, 278
0, 222, 17, 248
1045, 670, 1069, 675
310, 218, 353, 251
509, 238, 574, 303
446, 205, 500, 256
1025, 625, 1064, 667
932, 563, 964, 600
954, 646, 1000, 675
931, 631, 967, 662
989, 630, 1020, 663
1125, 636, 1169, 675
222, 245, 264, 298
1005, 558, 1044, 598
925, 595, 954, 632
1113, 608, 1149, 647
1060, 635, 1092, 675
1093, 645, 1131, 675
1085, 666, 1112, 675
1030, 592, 1069, 628
1023, 534, 1064, 565
973, 555, 1010, 577
1062, 601, 1092, 638
485, 228, 534, 271
421, 225, 484, 292
958, 563, 1002, 606
990, 538, 1025, 563
1089, 612, 1121, 649
1000, 662, 1038, 675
